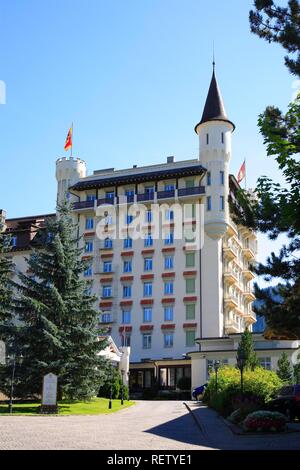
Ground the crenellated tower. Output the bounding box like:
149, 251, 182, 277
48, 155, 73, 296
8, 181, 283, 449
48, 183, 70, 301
55, 157, 87, 205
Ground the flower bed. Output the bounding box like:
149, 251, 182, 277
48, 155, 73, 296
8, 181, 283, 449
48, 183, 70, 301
243, 411, 287, 432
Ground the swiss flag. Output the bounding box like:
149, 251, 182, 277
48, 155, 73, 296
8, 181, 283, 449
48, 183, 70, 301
237, 160, 246, 184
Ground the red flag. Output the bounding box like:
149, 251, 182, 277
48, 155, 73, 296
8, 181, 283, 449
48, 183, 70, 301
237, 160, 246, 184
64, 127, 72, 152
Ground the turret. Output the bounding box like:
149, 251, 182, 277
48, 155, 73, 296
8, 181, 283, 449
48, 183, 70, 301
195, 64, 235, 240
55, 157, 86, 204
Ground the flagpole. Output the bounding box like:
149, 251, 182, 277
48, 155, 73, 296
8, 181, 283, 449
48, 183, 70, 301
71, 122, 73, 157
244, 158, 247, 190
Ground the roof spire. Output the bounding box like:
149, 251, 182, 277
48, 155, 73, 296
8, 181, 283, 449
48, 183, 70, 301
212, 41, 215, 72
194, 63, 235, 133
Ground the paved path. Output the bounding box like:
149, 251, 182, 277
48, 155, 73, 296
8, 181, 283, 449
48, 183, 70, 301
189, 402, 300, 450
0, 401, 212, 450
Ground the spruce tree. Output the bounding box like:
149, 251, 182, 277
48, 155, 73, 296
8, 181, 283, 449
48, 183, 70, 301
277, 352, 294, 383
0, 200, 108, 400
293, 352, 300, 383
237, 328, 258, 371
0, 220, 14, 325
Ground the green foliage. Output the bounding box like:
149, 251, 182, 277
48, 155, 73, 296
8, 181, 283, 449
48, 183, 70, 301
0, 200, 108, 400
176, 376, 191, 391
237, 328, 258, 370
249, 0, 300, 77
98, 367, 128, 400
293, 351, 300, 383
204, 366, 283, 416
277, 352, 294, 383
243, 410, 287, 432
0, 226, 14, 326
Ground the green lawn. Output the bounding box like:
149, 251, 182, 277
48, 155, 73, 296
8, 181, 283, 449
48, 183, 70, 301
0, 398, 134, 415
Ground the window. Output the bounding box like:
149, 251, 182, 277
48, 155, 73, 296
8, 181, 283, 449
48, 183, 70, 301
144, 282, 152, 297
101, 313, 112, 323
185, 179, 195, 189
259, 357, 272, 370
145, 186, 154, 194
206, 133, 209, 145
105, 191, 115, 200
164, 255, 174, 270
207, 196, 212, 211
84, 266, 93, 277
143, 308, 152, 323
11, 236, 17, 247
122, 310, 131, 324
123, 285, 132, 298
104, 213, 113, 225
186, 330, 196, 347
146, 210, 152, 223
85, 217, 94, 230
126, 214, 134, 224
164, 281, 174, 295
164, 232, 174, 245
220, 171, 224, 185
144, 233, 153, 247
186, 278, 195, 294
165, 209, 174, 221
207, 172, 211, 186
165, 183, 175, 191
103, 261, 112, 273
124, 237, 132, 249
142, 334, 152, 349
185, 252, 195, 267
186, 304, 196, 320
221, 132, 224, 144
87, 194, 96, 202
164, 333, 174, 348
104, 238, 113, 249
125, 189, 134, 197
164, 306, 173, 321
144, 258, 153, 271
123, 260, 132, 273
85, 241, 93, 253
121, 334, 131, 347
220, 196, 225, 211
102, 285, 112, 298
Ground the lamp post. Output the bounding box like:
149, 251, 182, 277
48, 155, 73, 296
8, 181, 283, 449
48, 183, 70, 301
237, 352, 246, 396
7, 353, 23, 414
108, 370, 113, 409
120, 369, 125, 405
213, 360, 220, 393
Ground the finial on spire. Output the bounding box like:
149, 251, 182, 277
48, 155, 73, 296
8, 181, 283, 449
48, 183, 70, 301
212, 41, 215, 71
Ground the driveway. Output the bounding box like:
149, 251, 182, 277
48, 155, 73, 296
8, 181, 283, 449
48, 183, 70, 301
0, 401, 212, 450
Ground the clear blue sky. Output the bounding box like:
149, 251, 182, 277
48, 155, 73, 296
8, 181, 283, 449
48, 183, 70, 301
0, 0, 294, 273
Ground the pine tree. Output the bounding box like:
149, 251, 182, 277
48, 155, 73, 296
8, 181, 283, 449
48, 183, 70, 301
0, 221, 14, 325
277, 352, 294, 383
0, 200, 109, 400
293, 352, 300, 383
237, 328, 258, 371
249, 0, 300, 76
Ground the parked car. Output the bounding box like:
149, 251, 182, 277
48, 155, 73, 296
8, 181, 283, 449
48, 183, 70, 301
192, 383, 208, 401
267, 385, 300, 420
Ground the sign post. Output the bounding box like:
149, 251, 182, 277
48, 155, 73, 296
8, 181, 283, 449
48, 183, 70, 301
40, 373, 58, 414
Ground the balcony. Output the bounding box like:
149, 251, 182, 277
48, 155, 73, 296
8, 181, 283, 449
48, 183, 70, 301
225, 319, 240, 334
223, 271, 238, 286
137, 192, 155, 202
224, 296, 239, 310
97, 197, 115, 206
73, 200, 95, 210
178, 186, 205, 198
227, 221, 238, 238
243, 290, 256, 302
243, 247, 256, 260
157, 189, 175, 200
242, 269, 255, 281
223, 245, 238, 261
244, 311, 256, 324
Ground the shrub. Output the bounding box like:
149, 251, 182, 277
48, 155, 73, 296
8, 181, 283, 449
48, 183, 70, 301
204, 366, 282, 416
98, 369, 123, 399
176, 376, 191, 391
243, 411, 287, 432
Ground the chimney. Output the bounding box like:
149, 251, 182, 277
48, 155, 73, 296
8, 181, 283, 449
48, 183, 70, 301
167, 156, 175, 163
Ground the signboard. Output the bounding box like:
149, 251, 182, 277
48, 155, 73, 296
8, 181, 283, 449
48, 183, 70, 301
42, 373, 58, 406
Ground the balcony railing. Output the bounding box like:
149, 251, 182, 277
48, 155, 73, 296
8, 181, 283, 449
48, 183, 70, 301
178, 186, 205, 197
157, 189, 175, 199
97, 197, 115, 206
137, 192, 155, 202
73, 200, 95, 210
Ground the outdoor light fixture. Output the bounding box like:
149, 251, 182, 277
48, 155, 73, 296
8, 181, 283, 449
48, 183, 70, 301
108, 370, 114, 410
